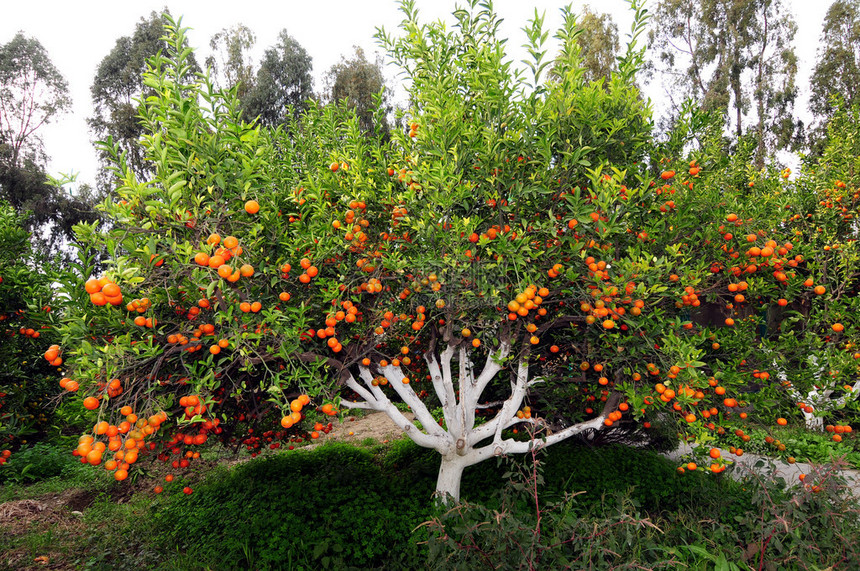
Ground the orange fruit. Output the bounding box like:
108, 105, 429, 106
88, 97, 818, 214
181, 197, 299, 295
244, 200, 260, 214
102, 283, 121, 297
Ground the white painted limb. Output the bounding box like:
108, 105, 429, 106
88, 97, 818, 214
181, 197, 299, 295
458, 347, 476, 439
380, 364, 447, 439
358, 366, 390, 404
468, 357, 531, 446
342, 373, 377, 409
340, 399, 376, 410
469, 341, 510, 410
482, 415, 607, 456
439, 345, 461, 435
342, 368, 447, 449
426, 346, 458, 432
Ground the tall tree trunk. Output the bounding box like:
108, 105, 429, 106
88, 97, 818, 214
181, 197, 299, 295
755, 9, 769, 169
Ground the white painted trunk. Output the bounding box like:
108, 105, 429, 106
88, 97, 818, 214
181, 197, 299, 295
804, 413, 824, 431
435, 454, 469, 502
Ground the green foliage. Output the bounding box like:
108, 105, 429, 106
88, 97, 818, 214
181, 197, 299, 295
429, 445, 860, 570
0, 441, 90, 485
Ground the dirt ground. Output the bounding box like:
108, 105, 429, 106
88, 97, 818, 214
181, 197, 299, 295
0, 489, 96, 570
309, 410, 415, 447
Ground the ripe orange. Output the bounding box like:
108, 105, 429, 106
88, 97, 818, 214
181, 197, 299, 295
83, 396, 100, 410
102, 283, 121, 297
244, 199, 260, 214
832, 323, 844, 332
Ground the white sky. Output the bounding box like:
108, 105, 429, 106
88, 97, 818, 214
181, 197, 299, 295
0, 1, 832, 192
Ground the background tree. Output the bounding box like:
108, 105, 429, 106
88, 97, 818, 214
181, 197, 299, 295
206, 24, 257, 101
242, 29, 313, 127
89, 10, 199, 187
0, 32, 98, 256
0, 32, 70, 167
324, 47, 390, 134
0, 153, 101, 256
649, 0, 798, 165
573, 6, 620, 85
808, 0, 860, 153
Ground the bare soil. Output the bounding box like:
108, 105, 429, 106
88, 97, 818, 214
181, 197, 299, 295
0, 489, 94, 570
315, 411, 414, 445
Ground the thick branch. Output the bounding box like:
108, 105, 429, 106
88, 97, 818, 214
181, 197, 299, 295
425, 346, 457, 430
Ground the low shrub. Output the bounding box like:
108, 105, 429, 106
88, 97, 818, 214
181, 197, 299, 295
0, 441, 90, 484
154, 442, 434, 570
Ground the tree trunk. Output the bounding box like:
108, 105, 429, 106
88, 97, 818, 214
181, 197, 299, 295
435, 454, 469, 502
804, 413, 823, 431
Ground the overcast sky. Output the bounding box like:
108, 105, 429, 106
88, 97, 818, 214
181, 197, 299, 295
0, 1, 833, 192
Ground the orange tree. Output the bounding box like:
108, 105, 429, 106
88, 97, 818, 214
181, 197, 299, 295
55, 4, 855, 501
753, 104, 860, 434
0, 201, 64, 458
